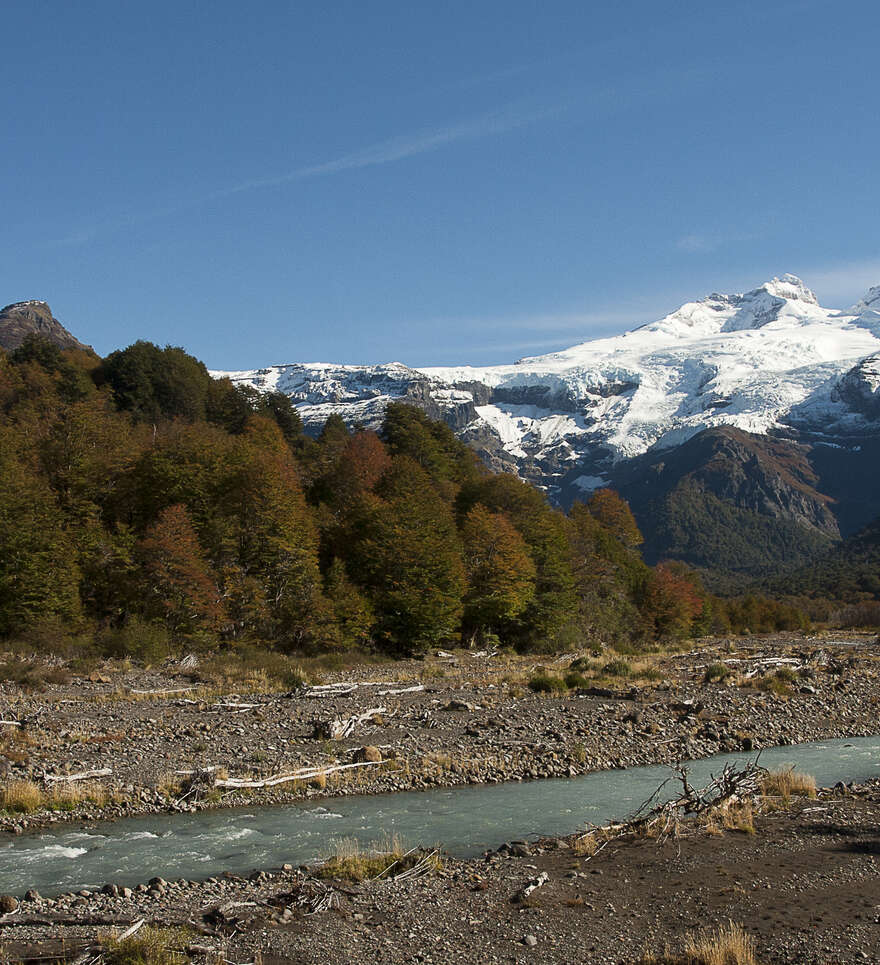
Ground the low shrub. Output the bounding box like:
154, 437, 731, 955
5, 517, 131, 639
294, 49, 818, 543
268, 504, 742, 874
315, 834, 438, 882
601, 659, 632, 678
703, 663, 731, 683
1, 778, 113, 814
194, 644, 312, 692
0, 657, 70, 691
563, 671, 589, 689
527, 672, 568, 694
97, 618, 173, 664
0, 779, 42, 813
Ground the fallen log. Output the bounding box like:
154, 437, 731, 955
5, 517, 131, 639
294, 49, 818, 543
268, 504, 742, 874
576, 758, 766, 850
313, 706, 387, 740
130, 686, 196, 696
117, 918, 145, 940
514, 871, 549, 902
377, 684, 424, 696
303, 683, 357, 698
215, 759, 382, 789
44, 768, 112, 783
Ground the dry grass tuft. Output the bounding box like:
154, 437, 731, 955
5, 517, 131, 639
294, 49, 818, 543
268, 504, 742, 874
157, 772, 185, 798
0, 778, 43, 813
47, 780, 109, 810
701, 800, 755, 836
1, 777, 113, 813
761, 768, 817, 802
573, 831, 597, 855
638, 920, 758, 964
683, 921, 758, 965
103, 925, 191, 965
315, 833, 439, 882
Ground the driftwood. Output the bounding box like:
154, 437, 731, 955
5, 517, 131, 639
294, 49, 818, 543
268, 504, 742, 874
303, 683, 357, 698
44, 768, 112, 783
514, 871, 549, 901
390, 850, 440, 881
130, 686, 196, 696
313, 706, 387, 740
578, 758, 766, 849
377, 684, 424, 696
215, 759, 382, 789
0, 915, 144, 929
117, 918, 145, 940
0, 719, 22, 727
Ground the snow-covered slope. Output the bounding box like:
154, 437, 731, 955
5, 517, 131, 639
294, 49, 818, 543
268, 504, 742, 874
215, 275, 880, 493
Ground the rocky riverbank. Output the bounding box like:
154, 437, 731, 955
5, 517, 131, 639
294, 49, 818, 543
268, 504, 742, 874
1, 633, 878, 834
2, 779, 880, 964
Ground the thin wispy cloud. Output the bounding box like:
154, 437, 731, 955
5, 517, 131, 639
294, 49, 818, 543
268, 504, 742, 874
47, 99, 563, 247
675, 229, 759, 254
216, 99, 562, 197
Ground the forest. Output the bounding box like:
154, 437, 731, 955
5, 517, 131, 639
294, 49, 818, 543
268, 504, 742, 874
0, 336, 810, 660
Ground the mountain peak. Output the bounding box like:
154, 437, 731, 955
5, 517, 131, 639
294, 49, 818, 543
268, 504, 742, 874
0, 300, 93, 353
756, 274, 818, 304
850, 284, 880, 315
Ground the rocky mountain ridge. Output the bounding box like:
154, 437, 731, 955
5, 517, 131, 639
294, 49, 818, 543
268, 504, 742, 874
0, 300, 93, 353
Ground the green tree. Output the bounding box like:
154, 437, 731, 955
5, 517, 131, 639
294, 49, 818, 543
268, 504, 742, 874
567, 501, 647, 645
97, 341, 214, 423
460, 504, 535, 645
219, 424, 329, 649
586, 489, 643, 548
350, 456, 465, 655
324, 557, 375, 649
0, 440, 81, 635
382, 402, 480, 486
458, 473, 577, 648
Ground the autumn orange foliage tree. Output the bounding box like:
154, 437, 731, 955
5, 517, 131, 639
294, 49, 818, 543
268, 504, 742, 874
138, 503, 224, 640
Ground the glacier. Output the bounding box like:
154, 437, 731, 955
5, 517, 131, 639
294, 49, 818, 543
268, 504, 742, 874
214, 274, 880, 496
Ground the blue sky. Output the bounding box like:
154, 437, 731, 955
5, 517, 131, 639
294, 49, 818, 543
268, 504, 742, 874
2, 0, 879, 368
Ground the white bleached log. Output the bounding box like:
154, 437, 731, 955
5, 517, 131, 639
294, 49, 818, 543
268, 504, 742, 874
376, 684, 424, 696
130, 686, 196, 696
517, 872, 549, 899
215, 759, 382, 789
44, 768, 112, 783
317, 706, 387, 740
303, 683, 358, 698
117, 918, 145, 940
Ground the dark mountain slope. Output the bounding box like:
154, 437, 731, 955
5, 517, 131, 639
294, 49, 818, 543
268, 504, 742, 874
0, 300, 93, 353
775, 516, 880, 601
610, 427, 838, 589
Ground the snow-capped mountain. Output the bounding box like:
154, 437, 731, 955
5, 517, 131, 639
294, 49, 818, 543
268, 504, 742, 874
216, 275, 880, 504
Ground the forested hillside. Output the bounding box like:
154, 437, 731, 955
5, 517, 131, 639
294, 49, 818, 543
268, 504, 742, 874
0, 336, 807, 659
611, 427, 839, 592
774, 516, 880, 607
